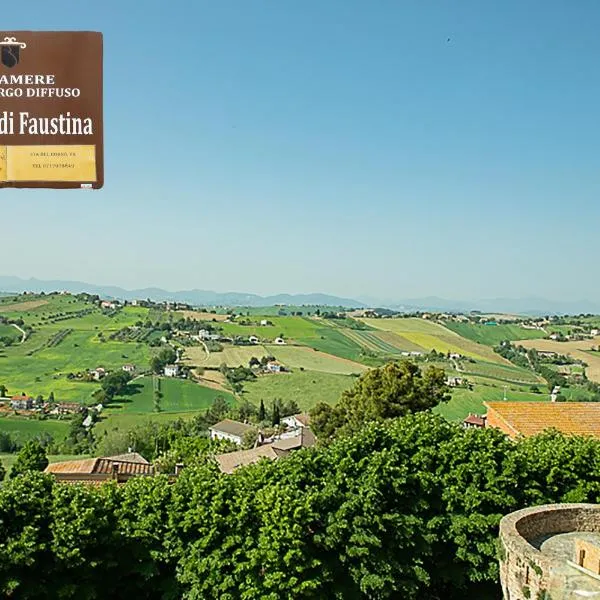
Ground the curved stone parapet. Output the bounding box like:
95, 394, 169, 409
498, 503, 600, 600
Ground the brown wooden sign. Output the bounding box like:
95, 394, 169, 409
0, 31, 103, 189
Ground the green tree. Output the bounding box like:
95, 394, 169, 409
153, 389, 162, 412
313, 360, 450, 436
150, 348, 177, 374
101, 371, 132, 401
0, 384, 7, 398
205, 396, 229, 424
258, 399, 266, 422
10, 440, 48, 478
271, 400, 281, 426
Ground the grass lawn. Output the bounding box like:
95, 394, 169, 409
0, 417, 70, 443
443, 322, 547, 346
242, 369, 357, 411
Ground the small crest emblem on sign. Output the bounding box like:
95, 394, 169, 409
0, 36, 26, 68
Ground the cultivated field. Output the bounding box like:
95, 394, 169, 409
0, 299, 49, 312
0, 416, 70, 443
242, 370, 358, 411
179, 310, 230, 322
360, 318, 511, 364
458, 360, 542, 385
516, 337, 600, 383
443, 322, 547, 346
185, 345, 269, 368
0, 297, 155, 402
219, 316, 322, 342
263, 345, 368, 375
107, 376, 234, 414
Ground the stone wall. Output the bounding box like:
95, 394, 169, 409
498, 503, 600, 600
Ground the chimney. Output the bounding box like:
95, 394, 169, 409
175, 463, 184, 476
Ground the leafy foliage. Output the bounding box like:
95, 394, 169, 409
9, 440, 49, 478
2, 415, 600, 598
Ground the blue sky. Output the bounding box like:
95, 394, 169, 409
1, 1, 599, 302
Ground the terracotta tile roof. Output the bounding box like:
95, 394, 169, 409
215, 445, 284, 474
46, 458, 98, 474
463, 414, 486, 427
103, 452, 149, 464
93, 459, 154, 476
45, 453, 154, 477
484, 401, 600, 438
210, 419, 255, 438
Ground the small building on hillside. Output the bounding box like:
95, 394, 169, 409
122, 364, 135, 374
209, 419, 256, 446
446, 376, 464, 387
272, 427, 317, 452
274, 337, 286, 345
282, 413, 311, 430
164, 364, 179, 377
90, 367, 106, 381
249, 335, 259, 344
215, 445, 285, 474
260, 320, 269, 326
463, 413, 486, 429
215, 428, 317, 474
266, 360, 284, 373
45, 452, 154, 485
54, 402, 84, 416
100, 300, 117, 310
10, 395, 33, 410
484, 401, 600, 440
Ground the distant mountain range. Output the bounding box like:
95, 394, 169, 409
0, 276, 365, 309
0, 276, 597, 315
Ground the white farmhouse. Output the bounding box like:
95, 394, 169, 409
266, 360, 283, 373
209, 419, 255, 446
282, 413, 311, 431
274, 337, 286, 345
249, 335, 260, 344
164, 364, 179, 377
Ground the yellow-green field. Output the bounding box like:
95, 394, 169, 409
184, 345, 269, 368
360, 318, 510, 364
263, 345, 368, 375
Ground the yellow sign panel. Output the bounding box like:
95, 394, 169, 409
0, 146, 6, 182
0, 145, 96, 182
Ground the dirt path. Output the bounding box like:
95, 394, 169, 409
11, 323, 26, 343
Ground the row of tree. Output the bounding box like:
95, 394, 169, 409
3, 413, 600, 598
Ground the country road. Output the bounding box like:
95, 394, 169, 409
11, 323, 26, 343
